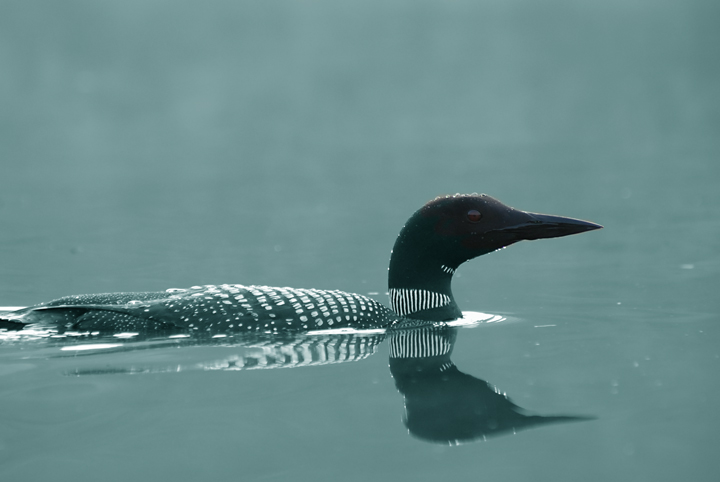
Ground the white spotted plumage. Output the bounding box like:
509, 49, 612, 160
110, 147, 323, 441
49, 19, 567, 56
6, 284, 395, 334
154, 284, 393, 332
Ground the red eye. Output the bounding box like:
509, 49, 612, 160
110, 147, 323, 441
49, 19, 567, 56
467, 209, 482, 222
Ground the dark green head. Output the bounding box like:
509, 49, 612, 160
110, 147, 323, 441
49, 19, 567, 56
388, 194, 601, 319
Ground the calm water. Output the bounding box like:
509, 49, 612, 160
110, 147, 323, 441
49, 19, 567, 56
1, 1, 718, 481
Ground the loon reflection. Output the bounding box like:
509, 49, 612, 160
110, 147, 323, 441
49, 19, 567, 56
3, 310, 591, 445
23, 329, 388, 375
22, 316, 593, 445
388, 321, 591, 444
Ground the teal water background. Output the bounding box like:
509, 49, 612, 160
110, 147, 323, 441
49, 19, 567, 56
1, 1, 718, 481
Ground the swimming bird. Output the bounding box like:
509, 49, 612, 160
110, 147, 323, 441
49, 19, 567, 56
0, 194, 601, 334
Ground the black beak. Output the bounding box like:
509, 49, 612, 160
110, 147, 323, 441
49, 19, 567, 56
498, 212, 603, 241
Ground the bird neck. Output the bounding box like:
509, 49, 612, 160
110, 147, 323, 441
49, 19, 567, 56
387, 244, 462, 321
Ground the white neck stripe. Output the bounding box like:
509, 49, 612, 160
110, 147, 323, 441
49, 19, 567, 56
388, 288, 451, 316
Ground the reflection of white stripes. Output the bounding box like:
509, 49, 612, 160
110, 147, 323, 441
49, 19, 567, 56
440, 265, 455, 274
388, 288, 450, 316
388, 329, 452, 358
210, 335, 383, 370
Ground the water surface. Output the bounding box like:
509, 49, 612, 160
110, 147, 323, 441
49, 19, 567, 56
1, 1, 718, 481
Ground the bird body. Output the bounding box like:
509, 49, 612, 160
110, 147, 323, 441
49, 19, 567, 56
2, 285, 394, 334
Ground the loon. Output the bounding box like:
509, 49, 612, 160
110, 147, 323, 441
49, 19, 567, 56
0, 194, 601, 334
